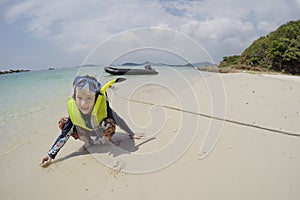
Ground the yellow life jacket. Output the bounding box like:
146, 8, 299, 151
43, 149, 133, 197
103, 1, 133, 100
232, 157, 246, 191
68, 78, 119, 131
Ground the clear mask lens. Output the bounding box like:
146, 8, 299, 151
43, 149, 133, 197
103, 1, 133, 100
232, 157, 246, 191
74, 76, 101, 92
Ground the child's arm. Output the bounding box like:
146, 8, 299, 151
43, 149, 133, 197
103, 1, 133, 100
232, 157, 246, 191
110, 109, 145, 139
110, 109, 135, 138
48, 117, 73, 158
40, 117, 73, 167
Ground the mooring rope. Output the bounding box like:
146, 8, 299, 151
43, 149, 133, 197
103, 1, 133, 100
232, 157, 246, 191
113, 91, 300, 138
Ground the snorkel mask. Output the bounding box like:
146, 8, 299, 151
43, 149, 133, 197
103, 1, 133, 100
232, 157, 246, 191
73, 76, 101, 93
73, 76, 126, 94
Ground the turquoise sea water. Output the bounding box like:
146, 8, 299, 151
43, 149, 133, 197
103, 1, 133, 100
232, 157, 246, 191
0, 66, 216, 153
0, 68, 76, 126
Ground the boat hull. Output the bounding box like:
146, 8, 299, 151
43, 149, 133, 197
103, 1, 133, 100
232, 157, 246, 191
104, 67, 158, 75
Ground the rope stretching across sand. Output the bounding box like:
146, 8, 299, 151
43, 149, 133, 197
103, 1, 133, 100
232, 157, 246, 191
114, 92, 300, 138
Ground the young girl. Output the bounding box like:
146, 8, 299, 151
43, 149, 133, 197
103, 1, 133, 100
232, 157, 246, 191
40, 75, 144, 168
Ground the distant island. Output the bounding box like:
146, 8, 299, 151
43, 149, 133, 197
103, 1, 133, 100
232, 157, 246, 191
117, 61, 214, 67
79, 64, 98, 67
0, 69, 30, 75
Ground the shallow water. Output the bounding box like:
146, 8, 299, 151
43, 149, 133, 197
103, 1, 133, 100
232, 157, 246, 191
0, 68, 76, 127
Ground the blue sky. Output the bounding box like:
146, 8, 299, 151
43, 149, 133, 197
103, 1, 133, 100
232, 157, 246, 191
0, 0, 299, 70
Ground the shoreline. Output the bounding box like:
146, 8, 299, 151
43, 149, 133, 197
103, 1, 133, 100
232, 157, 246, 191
198, 65, 299, 76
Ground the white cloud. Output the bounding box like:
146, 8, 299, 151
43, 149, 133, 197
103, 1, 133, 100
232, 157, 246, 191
257, 21, 278, 33
4, 1, 174, 53
4, 0, 36, 23
82, 27, 213, 66
2, 0, 300, 67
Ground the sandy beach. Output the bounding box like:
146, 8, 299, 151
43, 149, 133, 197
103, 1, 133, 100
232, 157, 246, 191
1, 71, 300, 200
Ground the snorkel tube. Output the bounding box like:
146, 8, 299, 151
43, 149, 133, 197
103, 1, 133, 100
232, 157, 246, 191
100, 77, 126, 94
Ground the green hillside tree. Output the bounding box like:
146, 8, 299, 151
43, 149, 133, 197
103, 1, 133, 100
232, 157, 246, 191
220, 20, 300, 74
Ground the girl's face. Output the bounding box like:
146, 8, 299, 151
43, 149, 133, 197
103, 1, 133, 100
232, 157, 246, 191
75, 87, 96, 114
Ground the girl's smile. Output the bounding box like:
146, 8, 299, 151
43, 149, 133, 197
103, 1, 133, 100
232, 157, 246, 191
75, 87, 96, 114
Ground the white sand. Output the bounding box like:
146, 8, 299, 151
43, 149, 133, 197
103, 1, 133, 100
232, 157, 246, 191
1, 72, 300, 199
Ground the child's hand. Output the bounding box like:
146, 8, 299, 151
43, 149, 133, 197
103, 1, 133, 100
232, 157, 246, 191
39, 156, 53, 168
133, 133, 146, 140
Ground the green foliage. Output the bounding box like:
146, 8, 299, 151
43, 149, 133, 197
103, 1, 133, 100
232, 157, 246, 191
242, 36, 271, 67
248, 20, 300, 73
219, 55, 240, 67
221, 20, 300, 74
